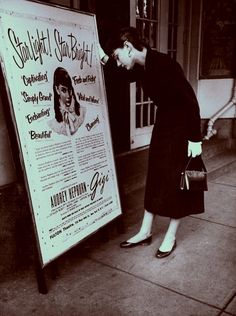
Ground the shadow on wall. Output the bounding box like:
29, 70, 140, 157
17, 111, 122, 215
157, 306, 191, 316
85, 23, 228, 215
0, 97, 17, 186
0, 183, 35, 278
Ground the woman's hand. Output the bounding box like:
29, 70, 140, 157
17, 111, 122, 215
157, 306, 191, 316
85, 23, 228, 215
188, 141, 202, 157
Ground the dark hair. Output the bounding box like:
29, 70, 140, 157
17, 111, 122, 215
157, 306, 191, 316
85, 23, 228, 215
53, 67, 80, 122
106, 27, 148, 54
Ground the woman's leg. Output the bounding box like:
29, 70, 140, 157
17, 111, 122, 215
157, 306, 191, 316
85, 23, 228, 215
158, 218, 180, 251
127, 210, 154, 243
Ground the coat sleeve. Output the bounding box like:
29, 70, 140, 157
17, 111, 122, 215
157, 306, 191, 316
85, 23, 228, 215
172, 62, 202, 142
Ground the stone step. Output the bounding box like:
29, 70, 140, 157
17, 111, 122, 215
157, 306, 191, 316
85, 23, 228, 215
205, 150, 236, 180
202, 139, 229, 160
115, 140, 236, 195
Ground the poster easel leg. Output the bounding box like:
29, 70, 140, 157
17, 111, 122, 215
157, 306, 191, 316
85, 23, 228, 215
35, 261, 48, 294
32, 219, 48, 294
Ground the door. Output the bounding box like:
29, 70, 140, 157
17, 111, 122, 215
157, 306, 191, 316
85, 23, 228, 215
130, 0, 183, 149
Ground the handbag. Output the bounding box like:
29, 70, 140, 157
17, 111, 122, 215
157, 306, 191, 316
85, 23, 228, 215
180, 156, 208, 191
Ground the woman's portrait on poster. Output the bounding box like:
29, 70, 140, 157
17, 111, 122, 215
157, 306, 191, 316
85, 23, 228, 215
48, 67, 86, 136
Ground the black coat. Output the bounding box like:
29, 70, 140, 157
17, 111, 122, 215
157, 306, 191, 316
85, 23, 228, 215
142, 49, 205, 218
106, 49, 205, 218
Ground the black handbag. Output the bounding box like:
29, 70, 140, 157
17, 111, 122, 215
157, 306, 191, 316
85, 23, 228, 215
180, 156, 208, 191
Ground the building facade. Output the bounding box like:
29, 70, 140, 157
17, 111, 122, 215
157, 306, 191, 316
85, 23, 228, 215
0, 0, 235, 184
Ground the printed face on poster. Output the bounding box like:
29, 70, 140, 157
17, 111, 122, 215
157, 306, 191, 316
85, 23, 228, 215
0, 0, 122, 266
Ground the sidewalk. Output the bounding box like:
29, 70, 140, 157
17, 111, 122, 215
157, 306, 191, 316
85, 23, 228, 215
1, 169, 236, 316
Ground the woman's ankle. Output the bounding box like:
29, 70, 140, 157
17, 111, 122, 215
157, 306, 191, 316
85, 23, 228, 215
128, 231, 151, 243
159, 236, 175, 251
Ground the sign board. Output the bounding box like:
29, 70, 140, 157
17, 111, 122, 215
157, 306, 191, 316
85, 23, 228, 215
0, 0, 122, 266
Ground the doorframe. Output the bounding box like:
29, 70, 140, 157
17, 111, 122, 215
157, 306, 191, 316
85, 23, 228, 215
129, 0, 169, 150
181, 0, 202, 94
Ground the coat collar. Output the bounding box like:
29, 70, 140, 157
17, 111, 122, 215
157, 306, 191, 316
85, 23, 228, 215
145, 48, 156, 71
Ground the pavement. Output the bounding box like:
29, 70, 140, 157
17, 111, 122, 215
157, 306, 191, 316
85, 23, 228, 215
0, 169, 236, 316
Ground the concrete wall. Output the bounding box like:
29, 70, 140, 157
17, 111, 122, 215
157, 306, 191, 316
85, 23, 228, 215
0, 183, 34, 275
0, 96, 17, 186
198, 79, 235, 119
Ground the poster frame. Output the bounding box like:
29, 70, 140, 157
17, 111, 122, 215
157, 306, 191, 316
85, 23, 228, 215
0, 0, 122, 268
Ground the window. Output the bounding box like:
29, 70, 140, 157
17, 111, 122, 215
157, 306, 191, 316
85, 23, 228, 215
168, 0, 179, 60
134, 0, 158, 131
136, 0, 159, 48
200, 0, 236, 78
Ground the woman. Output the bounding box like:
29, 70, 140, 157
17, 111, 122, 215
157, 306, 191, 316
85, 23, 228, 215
48, 67, 86, 136
99, 27, 204, 258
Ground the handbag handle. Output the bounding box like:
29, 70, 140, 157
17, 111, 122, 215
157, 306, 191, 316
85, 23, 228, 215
184, 156, 207, 172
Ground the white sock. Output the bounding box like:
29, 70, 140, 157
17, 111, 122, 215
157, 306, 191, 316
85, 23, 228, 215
127, 210, 154, 243
159, 236, 175, 252
159, 218, 180, 251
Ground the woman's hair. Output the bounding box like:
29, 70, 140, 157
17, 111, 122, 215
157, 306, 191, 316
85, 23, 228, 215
106, 27, 149, 54
53, 67, 80, 122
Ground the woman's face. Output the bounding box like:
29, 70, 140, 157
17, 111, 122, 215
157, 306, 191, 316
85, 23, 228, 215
113, 45, 135, 70
56, 84, 72, 107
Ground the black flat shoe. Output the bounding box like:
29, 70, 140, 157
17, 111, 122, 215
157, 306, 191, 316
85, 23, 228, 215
120, 235, 152, 248
155, 240, 177, 259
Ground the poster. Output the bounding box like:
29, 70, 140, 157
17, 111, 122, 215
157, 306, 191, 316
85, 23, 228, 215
0, 0, 122, 266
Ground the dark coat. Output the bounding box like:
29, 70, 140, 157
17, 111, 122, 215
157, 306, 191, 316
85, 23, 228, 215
142, 49, 205, 218
106, 49, 205, 218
